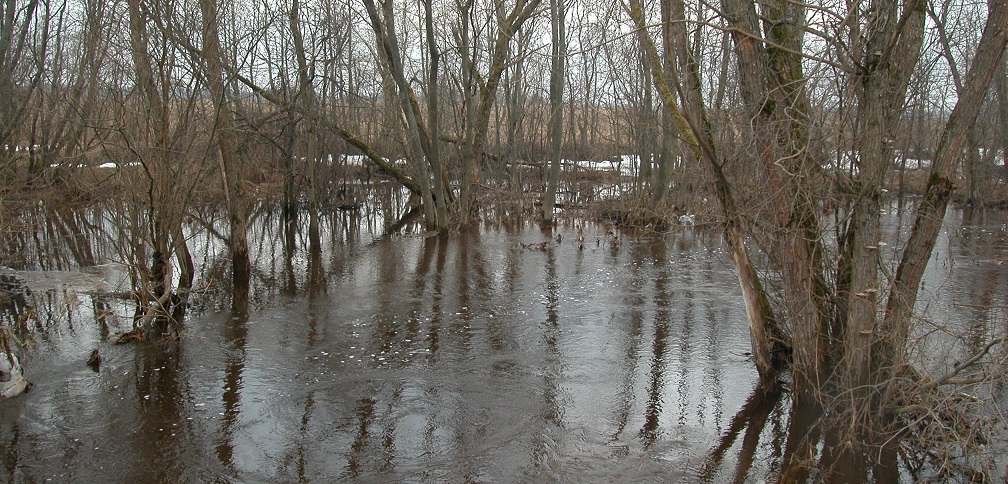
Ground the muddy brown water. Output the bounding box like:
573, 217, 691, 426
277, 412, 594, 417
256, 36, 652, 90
0, 205, 1006, 482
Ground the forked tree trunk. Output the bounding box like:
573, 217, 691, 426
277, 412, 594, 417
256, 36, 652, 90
461, 0, 541, 224
722, 0, 828, 393
200, 0, 249, 281
542, 0, 565, 224
844, 0, 925, 389
288, 0, 324, 262
127, 0, 178, 339
882, 0, 1008, 370
363, 0, 437, 228
422, 0, 448, 228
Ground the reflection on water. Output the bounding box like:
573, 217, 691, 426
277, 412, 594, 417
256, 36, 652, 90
0, 203, 1006, 481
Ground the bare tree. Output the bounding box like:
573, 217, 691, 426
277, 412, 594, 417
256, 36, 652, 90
882, 0, 1008, 376
458, 0, 541, 224
721, 0, 828, 391
200, 0, 250, 286
541, 0, 564, 224
626, 0, 786, 380
363, 0, 439, 227
122, 0, 198, 340
0, 0, 42, 179
628, 0, 1008, 408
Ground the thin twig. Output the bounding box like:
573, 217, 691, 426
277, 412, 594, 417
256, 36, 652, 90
922, 337, 1005, 390
952, 302, 1008, 309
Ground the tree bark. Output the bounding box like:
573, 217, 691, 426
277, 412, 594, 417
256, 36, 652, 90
542, 0, 565, 224
288, 0, 324, 260
844, 0, 924, 388
460, 0, 541, 224
200, 0, 250, 281
722, 0, 828, 393
882, 0, 1008, 369
363, 0, 437, 228
127, 0, 178, 339
625, 0, 787, 379
422, 0, 448, 228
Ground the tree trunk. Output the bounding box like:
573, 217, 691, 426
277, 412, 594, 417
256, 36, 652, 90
289, 0, 325, 261
844, 0, 924, 388
722, 0, 828, 394
422, 0, 448, 228
542, 0, 565, 224
882, 0, 1008, 370
127, 0, 179, 340
625, 0, 786, 379
461, 0, 541, 224
648, 104, 671, 211
363, 0, 437, 228
200, 0, 250, 281
997, 45, 1008, 191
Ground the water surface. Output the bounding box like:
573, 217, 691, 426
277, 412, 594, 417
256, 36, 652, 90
0, 205, 1005, 482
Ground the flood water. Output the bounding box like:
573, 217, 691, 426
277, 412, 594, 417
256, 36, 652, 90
1, 202, 1006, 482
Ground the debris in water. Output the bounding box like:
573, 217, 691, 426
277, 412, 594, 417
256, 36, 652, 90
87, 349, 101, 372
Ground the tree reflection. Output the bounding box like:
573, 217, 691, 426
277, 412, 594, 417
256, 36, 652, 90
532, 231, 564, 467
640, 238, 670, 448
215, 268, 249, 475
345, 396, 377, 478
282, 207, 298, 297
2, 206, 1005, 481
700, 381, 905, 482
131, 339, 185, 483
306, 205, 326, 295
700, 382, 784, 483
294, 279, 322, 480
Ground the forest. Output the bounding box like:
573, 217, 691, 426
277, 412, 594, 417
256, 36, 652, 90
1, 0, 1008, 480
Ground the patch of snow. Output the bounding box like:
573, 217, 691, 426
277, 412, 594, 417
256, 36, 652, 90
902, 158, 930, 169
344, 155, 368, 166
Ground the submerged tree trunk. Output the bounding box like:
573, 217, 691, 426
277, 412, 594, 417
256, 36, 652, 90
648, 106, 672, 212
200, 0, 249, 281
422, 0, 448, 229
542, 0, 565, 225
882, 0, 1008, 370
460, 0, 541, 225
363, 0, 437, 228
722, 0, 828, 394
126, 0, 181, 340
172, 225, 194, 324
288, 0, 323, 257
457, 0, 477, 222
843, 0, 925, 390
